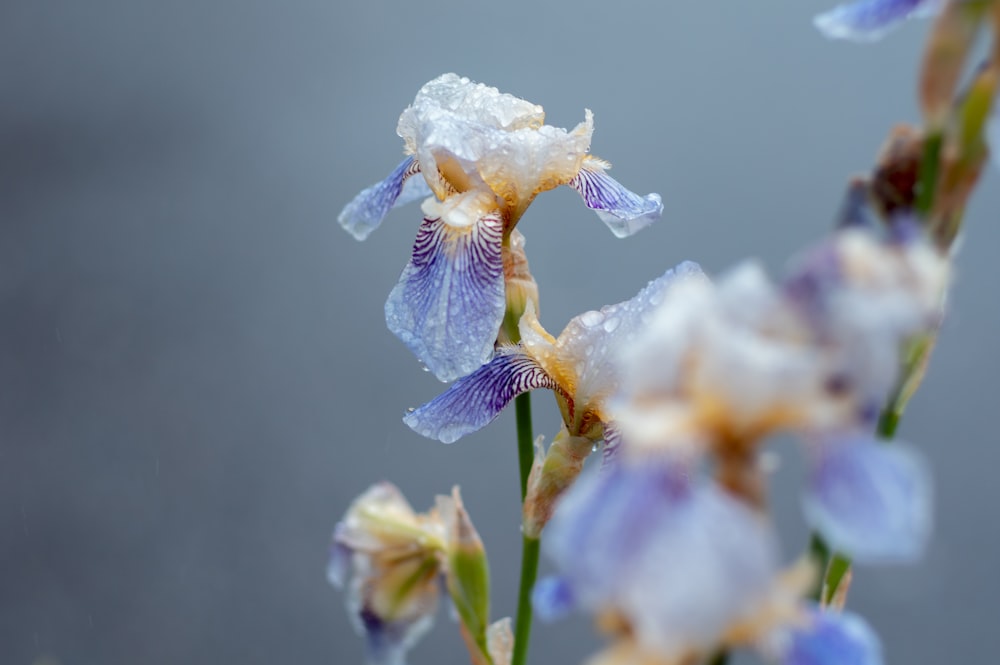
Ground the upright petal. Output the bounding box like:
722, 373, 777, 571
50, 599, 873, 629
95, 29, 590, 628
545, 262, 706, 428
774, 607, 884, 665
803, 437, 932, 563
814, 0, 940, 42
339, 157, 430, 241
386, 195, 506, 382
404, 348, 557, 443
569, 157, 663, 238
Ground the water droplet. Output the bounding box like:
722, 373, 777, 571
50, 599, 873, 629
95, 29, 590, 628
406, 407, 416, 413
591, 443, 599, 453
421, 365, 430, 372
580, 310, 604, 327
602, 316, 620, 333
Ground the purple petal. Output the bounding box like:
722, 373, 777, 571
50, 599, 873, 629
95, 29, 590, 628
358, 607, 435, 665
403, 347, 557, 443
532, 576, 577, 621
778, 607, 884, 665
569, 158, 662, 238
545, 460, 779, 653
803, 437, 932, 563
338, 157, 430, 241
385, 212, 506, 382
814, 0, 940, 42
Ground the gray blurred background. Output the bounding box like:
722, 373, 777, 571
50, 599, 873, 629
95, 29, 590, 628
2, 1, 998, 663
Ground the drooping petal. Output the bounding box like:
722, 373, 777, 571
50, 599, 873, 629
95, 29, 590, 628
339, 157, 430, 241
403, 347, 558, 443
814, 0, 941, 42
774, 607, 884, 665
569, 157, 663, 238
385, 196, 506, 382
803, 437, 932, 563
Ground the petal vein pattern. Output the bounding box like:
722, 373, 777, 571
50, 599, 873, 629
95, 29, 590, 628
404, 348, 558, 443
569, 158, 663, 238
386, 213, 506, 382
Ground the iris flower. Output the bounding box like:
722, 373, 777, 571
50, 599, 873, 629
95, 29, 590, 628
814, 0, 942, 41
613, 227, 942, 557
339, 73, 663, 381
402, 262, 705, 445
534, 458, 886, 665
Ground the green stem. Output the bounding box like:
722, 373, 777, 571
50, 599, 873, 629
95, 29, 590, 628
915, 131, 943, 218
512, 392, 538, 665
513, 535, 540, 665
515, 393, 534, 501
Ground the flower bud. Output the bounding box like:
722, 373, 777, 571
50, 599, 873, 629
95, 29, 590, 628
523, 427, 594, 538
439, 488, 494, 661
329, 482, 446, 665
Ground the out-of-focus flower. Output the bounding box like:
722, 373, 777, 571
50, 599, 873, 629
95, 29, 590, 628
339, 73, 663, 381
403, 262, 705, 445
535, 456, 886, 665
612, 226, 941, 552
328, 483, 446, 665
815, 0, 942, 41
329, 483, 502, 665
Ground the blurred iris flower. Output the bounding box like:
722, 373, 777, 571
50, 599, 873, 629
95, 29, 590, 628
338, 73, 662, 381
329, 483, 505, 665
535, 458, 886, 665
528, 226, 945, 664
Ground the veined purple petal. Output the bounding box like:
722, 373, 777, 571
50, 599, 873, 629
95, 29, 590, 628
569, 158, 662, 238
386, 212, 506, 382
803, 437, 932, 563
403, 347, 557, 443
339, 157, 430, 241
814, 0, 940, 42
777, 607, 884, 665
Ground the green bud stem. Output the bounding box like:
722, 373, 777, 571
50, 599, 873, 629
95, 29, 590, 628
513, 392, 539, 665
